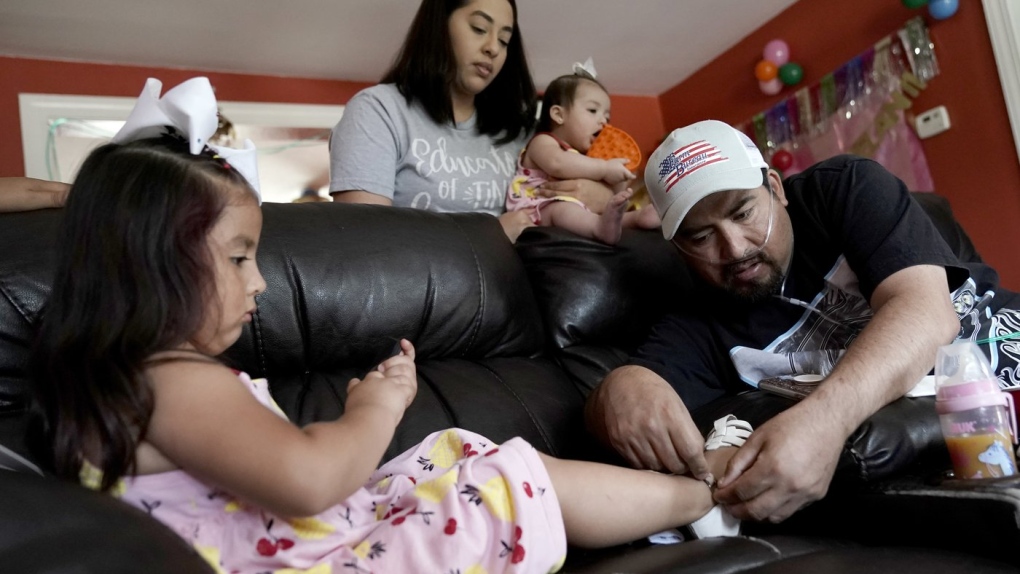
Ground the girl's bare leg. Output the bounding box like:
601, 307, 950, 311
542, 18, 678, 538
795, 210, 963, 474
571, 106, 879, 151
539, 447, 736, 548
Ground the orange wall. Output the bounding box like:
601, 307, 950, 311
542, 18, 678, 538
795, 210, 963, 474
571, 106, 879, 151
0, 56, 662, 180
0, 56, 373, 178
658, 0, 1020, 290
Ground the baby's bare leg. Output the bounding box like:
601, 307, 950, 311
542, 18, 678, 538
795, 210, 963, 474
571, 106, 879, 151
541, 192, 632, 245
540, 446, 739, 548
622, 203, 662, 230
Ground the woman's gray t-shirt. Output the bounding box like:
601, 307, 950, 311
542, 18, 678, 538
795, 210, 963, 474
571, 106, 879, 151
329, 83, 527, 216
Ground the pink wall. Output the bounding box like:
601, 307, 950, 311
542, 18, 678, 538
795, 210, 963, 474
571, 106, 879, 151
657, 0, 1020, 289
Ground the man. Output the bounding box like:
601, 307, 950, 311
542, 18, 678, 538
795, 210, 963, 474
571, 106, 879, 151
585, 120, 1020, 523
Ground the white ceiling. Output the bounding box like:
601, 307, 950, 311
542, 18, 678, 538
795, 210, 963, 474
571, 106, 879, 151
0, 0, 799, 96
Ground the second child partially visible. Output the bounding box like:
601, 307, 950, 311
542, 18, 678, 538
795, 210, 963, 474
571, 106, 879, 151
507, 72, 661, 244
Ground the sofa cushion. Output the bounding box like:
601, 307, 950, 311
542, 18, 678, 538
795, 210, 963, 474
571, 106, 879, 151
515, 226, 694, 353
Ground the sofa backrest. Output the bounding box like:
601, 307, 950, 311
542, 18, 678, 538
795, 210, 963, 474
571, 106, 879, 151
0, 191, 983, 466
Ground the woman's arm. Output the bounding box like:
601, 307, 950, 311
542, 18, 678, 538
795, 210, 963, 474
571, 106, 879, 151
330, 190, 393, 205
328, 88, 403, 205
536, 179, 614, 214
0, 177, 70, 212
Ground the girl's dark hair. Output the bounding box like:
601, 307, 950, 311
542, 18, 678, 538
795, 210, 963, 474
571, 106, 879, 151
536, 74, 607, 133
381, 0, 536, 145
30, 134, 253, 490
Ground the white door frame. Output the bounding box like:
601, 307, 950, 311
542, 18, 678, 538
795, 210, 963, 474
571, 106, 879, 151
19, 93, 344, 181
983, 0, 1020, 167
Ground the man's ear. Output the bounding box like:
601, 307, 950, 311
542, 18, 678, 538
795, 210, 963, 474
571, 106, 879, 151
767, 169, 788, 207
549, 105, 566, 126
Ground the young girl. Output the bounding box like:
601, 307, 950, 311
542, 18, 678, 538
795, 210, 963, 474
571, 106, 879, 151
507, 73, 661, 245
32, 131, 750, 573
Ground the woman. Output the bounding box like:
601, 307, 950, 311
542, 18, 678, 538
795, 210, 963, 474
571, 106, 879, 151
329, 0, 610, 242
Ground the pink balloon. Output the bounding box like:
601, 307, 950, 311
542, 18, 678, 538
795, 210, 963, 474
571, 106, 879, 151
763, 39, 790, 66
759, 78, 782, 96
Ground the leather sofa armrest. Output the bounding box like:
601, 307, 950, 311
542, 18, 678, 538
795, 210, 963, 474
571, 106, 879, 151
690, 391, 950, 482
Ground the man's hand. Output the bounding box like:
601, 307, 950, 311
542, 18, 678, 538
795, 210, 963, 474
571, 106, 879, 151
585, 365, 712, 480
497, 210, 536, 243
537, 179, 613, 214
713, 403, 844, 522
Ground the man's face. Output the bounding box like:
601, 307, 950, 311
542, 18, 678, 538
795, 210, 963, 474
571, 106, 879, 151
672, 171, 794, 302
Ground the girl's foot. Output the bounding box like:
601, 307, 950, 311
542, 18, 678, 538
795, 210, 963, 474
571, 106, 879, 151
687, 415, 753, 539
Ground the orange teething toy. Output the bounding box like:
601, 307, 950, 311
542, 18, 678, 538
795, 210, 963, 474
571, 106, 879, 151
586, 124, 642, 172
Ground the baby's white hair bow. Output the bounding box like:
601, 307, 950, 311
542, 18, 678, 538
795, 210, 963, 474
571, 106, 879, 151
572, 57, 598, 80
111, 77, 261, 204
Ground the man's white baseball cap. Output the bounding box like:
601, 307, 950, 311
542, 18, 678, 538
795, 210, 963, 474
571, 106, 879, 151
644, 120, 768, 240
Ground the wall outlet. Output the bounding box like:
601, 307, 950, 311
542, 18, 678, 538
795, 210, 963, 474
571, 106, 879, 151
915, 106, 951, 139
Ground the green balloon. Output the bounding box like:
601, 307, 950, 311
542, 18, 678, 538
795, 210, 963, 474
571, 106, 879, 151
902, 0, 928, 8
778, 62, 803, 86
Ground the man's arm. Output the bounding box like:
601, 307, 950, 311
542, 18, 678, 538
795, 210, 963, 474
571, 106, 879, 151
585, 364, 712, 480
714, 263, 960, 522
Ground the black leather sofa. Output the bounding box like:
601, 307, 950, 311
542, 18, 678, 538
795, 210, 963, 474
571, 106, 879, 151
1, 194, 1018, 573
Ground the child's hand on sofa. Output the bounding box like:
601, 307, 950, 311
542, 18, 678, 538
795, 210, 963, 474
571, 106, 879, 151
346, 339, 418, 424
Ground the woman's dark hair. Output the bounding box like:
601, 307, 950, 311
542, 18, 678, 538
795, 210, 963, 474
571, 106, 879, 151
30, 134, 252, 490
536, 74, 607, 133
381, 0, 536, 145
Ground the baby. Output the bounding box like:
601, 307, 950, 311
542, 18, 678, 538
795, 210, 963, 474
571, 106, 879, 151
507, 71, 660, 244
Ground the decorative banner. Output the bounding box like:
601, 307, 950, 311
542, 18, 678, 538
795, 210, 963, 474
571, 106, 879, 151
736, 17, 939, 191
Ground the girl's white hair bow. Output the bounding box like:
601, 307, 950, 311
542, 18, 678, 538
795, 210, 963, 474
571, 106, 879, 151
111, 77, 261, 204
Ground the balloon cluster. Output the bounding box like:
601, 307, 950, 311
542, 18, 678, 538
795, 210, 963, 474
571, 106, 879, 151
755, 39, 803, 96
901, 0, 959, 20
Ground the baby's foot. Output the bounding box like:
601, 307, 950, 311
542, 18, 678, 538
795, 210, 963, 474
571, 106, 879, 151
622, 203, 663, 231
594, 189, 633, 245
635, 204, 662, 229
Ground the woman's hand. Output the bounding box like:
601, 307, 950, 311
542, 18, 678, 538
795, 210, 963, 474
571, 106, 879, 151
498, 210, 536, 243
536, 179, 613, 213
346, 339, 418, 425
0, 177, 70, 213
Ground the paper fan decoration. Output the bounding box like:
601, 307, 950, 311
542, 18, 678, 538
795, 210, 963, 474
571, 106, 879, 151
586, 124, 641, 172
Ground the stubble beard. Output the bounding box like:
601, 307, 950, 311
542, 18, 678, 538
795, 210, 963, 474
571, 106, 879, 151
719, 253, 785, 303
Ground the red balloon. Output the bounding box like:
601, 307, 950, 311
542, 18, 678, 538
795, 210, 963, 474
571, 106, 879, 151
771, 149, 794, 171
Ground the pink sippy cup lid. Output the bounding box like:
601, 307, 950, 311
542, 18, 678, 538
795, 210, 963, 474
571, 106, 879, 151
935, 379, 1008, 414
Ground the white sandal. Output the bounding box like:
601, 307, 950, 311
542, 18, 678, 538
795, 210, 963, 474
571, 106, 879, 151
704, 415, 753, 451
688, 415, 753, 539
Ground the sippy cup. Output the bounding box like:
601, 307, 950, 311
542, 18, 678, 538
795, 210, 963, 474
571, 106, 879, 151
935, 341, 1017, 479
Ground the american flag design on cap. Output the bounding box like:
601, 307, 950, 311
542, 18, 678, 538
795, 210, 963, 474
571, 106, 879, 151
656, 140, 729, 194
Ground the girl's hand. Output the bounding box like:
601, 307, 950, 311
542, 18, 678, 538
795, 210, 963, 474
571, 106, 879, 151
602, 158, 636, 185
346, 339, 418, 423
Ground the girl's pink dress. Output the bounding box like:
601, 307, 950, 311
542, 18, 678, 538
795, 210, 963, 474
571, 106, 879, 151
86, 372, 567, 574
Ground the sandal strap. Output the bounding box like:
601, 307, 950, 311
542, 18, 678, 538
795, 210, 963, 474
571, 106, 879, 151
704, 415, 753, 451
